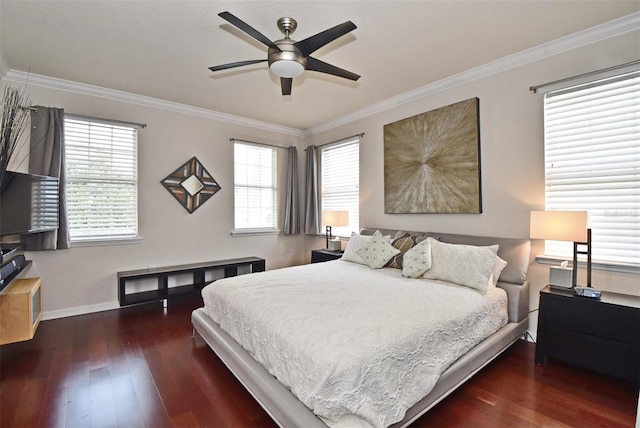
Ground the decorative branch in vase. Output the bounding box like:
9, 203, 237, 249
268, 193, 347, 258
0, 86, 31, 190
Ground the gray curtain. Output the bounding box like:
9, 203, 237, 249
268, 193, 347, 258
304, 145, 321, 235
23, 107, 69, 250
283, 146, 299, 235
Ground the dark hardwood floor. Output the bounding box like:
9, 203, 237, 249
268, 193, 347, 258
1, 295, 637, 427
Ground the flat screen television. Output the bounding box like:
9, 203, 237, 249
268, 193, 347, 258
0, 171, 59, 236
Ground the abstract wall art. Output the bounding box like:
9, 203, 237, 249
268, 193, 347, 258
161, 156, 221, 213
383, 97, 482, 214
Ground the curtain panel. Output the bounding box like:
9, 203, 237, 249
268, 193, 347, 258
23, 107, 69, 250
283, 146, 299, 235
304, 145, 321, 235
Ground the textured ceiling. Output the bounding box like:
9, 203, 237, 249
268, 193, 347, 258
1, 1, 639, 131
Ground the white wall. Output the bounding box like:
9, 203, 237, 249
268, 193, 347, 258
5, 84, 307, 319
304, 29, 640, 338
3, 28, 639, 332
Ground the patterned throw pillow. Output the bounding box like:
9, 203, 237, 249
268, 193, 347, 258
385, 232, 425, 269
356, 230, 401, 269
402, 238, 432, 278
342, 232, 392, 265
341, 232, 373, 264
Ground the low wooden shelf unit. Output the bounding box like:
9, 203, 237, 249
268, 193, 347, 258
118, 257, 265, 306
0, 277, 42, 345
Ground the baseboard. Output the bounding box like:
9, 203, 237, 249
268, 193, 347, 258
42, 301, 120, 321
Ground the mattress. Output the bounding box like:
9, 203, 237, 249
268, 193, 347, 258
201, 259, 508, 428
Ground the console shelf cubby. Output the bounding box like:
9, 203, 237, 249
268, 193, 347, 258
117, 257, 265, 307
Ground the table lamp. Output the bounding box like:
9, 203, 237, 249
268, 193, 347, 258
530, 210, 591, 288
322, 210, 348, 250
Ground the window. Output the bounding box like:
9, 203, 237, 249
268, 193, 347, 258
64, 117, 138, 242
321, 136, 360, 236
234, 142, 278, 232
543, 71, 639, 265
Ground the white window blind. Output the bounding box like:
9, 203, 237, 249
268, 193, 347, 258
234, 142, 278, 231
64, 117, 138, 242
544, 71, 640, 265
321, 137, 360, 236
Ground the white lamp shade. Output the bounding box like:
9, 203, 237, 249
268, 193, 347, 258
322, 210, 349, 227
530, 211, 588, 242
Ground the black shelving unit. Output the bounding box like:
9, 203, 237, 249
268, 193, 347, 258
117, 257, 265, 306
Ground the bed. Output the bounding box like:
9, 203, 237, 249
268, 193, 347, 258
192, 228, 531, 427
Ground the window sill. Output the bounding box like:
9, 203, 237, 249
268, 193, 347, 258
535, 255, 639, 275
312, 233, 350, 239
231, 229, 280, 237
71, 237, 143, 247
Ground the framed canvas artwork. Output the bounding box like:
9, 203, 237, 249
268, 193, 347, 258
383, 97, 482, 214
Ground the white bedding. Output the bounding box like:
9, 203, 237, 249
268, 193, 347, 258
201, 260, 508, 428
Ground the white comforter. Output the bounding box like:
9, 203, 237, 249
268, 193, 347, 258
201, 260, 508, 428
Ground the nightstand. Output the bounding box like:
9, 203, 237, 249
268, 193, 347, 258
311, 249, 343, 263
535, 286, 640, 384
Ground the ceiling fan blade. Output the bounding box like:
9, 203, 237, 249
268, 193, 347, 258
281, 78, 292, 96
294, 21, 356, 57
208, 59, 267, 72
306, 57, 360, 81
218, 11, 281, 51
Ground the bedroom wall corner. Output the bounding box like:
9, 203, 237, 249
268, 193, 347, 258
4, 82, 307, 319
302, 28, 640, 341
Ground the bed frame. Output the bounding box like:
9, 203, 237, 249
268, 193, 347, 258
192, 229, 531, 427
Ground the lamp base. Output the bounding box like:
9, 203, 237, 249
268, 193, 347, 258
325, 225, 332, 250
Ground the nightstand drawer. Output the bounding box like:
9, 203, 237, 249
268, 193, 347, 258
536, 286, 640, 385
545, 326, 639, 382
544, 294, 640, 345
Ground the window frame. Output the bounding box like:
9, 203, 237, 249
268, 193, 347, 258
542, 70, 640, 269
64, 115, 140, 245
320, 136, 360, 237
232, 141, 279, 235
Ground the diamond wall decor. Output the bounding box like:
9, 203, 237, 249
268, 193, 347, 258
161, 156, 221, 213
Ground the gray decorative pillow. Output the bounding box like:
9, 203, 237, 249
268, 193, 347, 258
402, 238, 432, 278
356, 230, 400, 269
422, 238, 498, 293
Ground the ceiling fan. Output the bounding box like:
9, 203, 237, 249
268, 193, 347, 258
209, 11, 360, 96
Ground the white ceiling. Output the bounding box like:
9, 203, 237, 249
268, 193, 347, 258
1, 1, 639, 131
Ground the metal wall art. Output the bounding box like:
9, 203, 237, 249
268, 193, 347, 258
161, 156, 221, 213
383, 97, 482, 214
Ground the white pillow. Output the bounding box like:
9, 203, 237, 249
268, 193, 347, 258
402, 238, 432, 278
342, 232, 390, 265
356, 230, 400, 269
422, 238, 498, 294
488, 256, 508, 288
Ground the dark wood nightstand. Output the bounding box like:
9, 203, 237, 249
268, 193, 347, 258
311, 249, 343, 263
535, 286, 640, 384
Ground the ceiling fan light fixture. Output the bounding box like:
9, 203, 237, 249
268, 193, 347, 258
270, 59, 305, 78
210, 12, 359, 95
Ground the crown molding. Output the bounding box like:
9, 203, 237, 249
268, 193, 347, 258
2, 12, 638, 138
1, 70, 304, 137
303, 11, 640, 136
